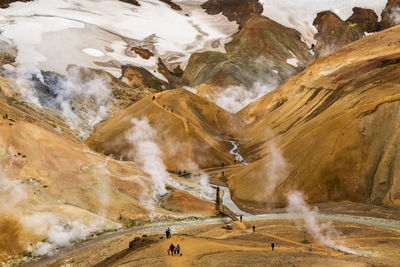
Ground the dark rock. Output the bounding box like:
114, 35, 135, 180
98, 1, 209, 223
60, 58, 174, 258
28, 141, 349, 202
131, 47, 154, 59
201, 0, 263, 27
313, 11, 363, 57
121, 65, 171, 91
0, 0, 32, 9
347, 7, 379, 33
119, 0, 140, 6
159, 0, 182, 11
172, 65, 184, 77
157, 58, 182, 88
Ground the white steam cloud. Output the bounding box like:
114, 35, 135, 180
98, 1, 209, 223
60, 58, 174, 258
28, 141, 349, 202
26, 214, 105, 257
3, 19, 112, 138
287, 191, 367, 256
264, 139, 288, 196
125, 118, 170, 201
180, 161, 214, 200
208, 58, 280, 113
0, 169, 114, 257
211, 80, 279, 113
262, 131, 365, 255
51, 67, 112, 137
389, 7, 400, 25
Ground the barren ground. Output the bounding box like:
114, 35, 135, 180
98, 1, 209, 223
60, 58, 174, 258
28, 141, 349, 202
24, 203, 400, 267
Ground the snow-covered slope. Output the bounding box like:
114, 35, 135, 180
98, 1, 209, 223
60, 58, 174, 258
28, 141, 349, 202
0, 0, 238, 79
260, 0, 387, 45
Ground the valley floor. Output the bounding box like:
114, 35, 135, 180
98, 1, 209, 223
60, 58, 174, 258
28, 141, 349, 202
23, 203, 400, 267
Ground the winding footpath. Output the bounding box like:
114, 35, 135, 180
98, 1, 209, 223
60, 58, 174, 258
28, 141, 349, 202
152, 93, 190, 134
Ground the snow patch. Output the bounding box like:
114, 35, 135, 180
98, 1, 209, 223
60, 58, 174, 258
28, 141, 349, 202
389, 6, 400, 25
259, 0, 387, 45
183, 86, 198, 94
82, 48, 105, 57
287, 58, 299, 67
0, 0, 238, 78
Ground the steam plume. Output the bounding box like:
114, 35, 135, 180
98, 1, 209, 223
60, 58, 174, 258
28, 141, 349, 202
287, 191, 367, 256
125, 118, 170, 200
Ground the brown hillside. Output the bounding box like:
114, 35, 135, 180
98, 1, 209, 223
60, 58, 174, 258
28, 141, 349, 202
230, 26, 400, 212
86, 89, 244, 172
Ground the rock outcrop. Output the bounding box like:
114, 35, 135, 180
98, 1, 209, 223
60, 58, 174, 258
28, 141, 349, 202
182, 16, 313, 89
313, 11, 364, 57
201, 0, 263, 27
121, 65, 170, 92
131, 47, 154, 59
347, 7, 379, 33
0, 0, 32, 8
159, 0, 182, 11
119, 0, 140, 6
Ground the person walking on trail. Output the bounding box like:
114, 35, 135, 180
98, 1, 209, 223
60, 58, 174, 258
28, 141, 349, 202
167, 227, 172, 238
169, 244, 175, 256
165, 229, 169, 239
176, 244, 181, 255
271, 242, 275, 251
309, 245, 312, 251
152, 95, 155, 100
253, 225, 255, 232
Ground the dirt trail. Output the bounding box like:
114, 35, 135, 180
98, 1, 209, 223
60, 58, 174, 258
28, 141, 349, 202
164, 236, 268, 267
152, 93, 190, 134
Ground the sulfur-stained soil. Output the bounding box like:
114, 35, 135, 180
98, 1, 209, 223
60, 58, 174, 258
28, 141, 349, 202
25, 213, 400, 267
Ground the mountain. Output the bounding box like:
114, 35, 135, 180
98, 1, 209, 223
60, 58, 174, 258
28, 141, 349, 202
230, 25, 400, 212
0, 0, 400, 263
182, 15, 313, 88
86, 89, 243, 172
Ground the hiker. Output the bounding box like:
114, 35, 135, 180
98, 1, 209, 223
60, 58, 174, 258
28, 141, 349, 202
222, 171, 225, 176
309, 245, 312, 251
165, 229, 169, 238
240, 215, 242, 222
271, 242, 275, 251
176, 244, 181, 255
3, 113, 7, 119
252, 225, 255, 232
163, 104, 165, 108
234, 159, 237, 164
152, 95, 155, 100
169, 244, 175, 256
171, 109, 173, 113
167, 248, 171, 255
167, 227, 171, 238
221, 162, 224, 168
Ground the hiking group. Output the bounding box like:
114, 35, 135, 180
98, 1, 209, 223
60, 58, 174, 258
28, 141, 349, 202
168, 243, 181, 256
